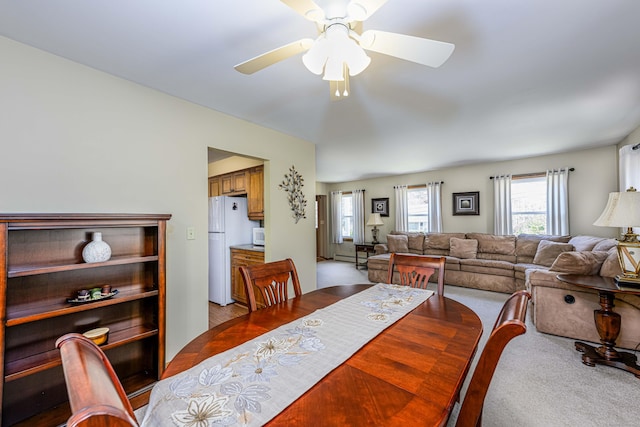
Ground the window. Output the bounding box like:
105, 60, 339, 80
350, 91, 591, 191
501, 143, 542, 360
511, 176, 546, 235
408, 187, 428, 232
341, 193, 354, 239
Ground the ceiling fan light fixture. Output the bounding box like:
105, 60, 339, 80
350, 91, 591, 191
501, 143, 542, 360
302, 36, 328, 75
323, 56, 345, 81
345, 39, 370, 76
315, 22, 370, 79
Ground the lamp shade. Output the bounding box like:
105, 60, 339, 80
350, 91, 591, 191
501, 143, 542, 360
366, 213, 384, 227
593, 188, 640, 228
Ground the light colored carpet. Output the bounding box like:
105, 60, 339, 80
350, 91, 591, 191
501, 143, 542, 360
317, 261, 640, 427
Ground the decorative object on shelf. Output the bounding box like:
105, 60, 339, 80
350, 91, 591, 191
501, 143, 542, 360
82, 232, 112, 263
453, 191, 480, 216
593, 187, 640, 285
367, 213, 384, 244
279, 165, 307, 223
371, 197, 389, 217
82, 327, 110, 346
68, 288, 119, 304
77, 289, 90, 301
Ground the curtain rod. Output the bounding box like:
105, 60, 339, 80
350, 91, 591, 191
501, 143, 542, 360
489, 168, 574, 179
402, 181, 445, 189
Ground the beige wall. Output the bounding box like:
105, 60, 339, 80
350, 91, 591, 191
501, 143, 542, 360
320, 146, 619, 259
208, 155, 263, 177
0, 36, 317, 360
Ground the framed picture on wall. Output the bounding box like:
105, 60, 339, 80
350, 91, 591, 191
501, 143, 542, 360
372, 198, 389, 217
453, 192, 480, 215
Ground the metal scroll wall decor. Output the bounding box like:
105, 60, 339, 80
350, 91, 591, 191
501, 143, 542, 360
279, 165, 307, 223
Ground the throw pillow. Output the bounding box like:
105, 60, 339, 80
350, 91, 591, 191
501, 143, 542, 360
549, 251, 610, 275
450, 237, 478, 259
515, 234, 571, 258
387, 234, 409, 253
600, 248, 623, 278
592, 238, 618, 252
568, 235, 608, 252
533, 240, 574, 267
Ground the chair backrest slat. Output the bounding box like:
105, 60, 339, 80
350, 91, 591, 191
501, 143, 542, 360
387, 253, 446, 295
240, 258, 302, 312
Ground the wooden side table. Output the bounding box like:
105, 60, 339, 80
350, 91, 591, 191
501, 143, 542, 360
557, 274, 640, 378
354, 243, 376, 269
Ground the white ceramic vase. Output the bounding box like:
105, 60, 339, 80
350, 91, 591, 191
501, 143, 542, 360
82, 232, 112, 263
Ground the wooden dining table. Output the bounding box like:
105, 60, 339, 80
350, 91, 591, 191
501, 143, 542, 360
162, 284, 483, 426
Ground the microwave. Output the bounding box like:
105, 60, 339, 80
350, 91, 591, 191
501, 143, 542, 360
253, 227, 265, 246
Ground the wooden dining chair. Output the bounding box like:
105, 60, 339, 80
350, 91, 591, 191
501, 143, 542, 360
56, 333, 139, 427
455, 289, 531, 427
239, 258, 302, 312
387, 253, 446, 295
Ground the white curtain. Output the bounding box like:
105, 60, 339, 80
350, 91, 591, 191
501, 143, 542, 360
330, 191, 343, 244
620, 145, 640, 234
620, 145, 640, 192
546, 168, 570, 235
426, 181, 443, 232
493, 174, 512, 235
394, 185, 408, 232
352, 189, 365, 244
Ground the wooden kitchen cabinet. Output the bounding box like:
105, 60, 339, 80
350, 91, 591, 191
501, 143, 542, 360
221, 171, 247, 196
208, 176, 220, 197
0, 213, 170, 426
247, 165, 264, 220
210, 165, 264, 220
230, 247, 264, 307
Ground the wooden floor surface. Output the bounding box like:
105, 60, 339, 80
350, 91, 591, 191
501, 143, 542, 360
209, 301, 248, 329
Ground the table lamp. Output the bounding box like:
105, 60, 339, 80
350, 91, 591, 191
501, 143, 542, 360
366, 213, 384, 244
593, 187, 640, 285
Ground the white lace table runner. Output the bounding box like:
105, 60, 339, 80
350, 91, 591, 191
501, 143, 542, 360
141, 283, 433, 426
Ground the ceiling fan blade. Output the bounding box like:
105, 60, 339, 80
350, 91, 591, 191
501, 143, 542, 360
234, 39, 314, 74
347, 0, 388, 21
281, 0, 325, 22
360, 30, 455, 68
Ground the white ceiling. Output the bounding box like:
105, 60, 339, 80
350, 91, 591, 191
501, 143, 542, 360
2, 0, 640, 182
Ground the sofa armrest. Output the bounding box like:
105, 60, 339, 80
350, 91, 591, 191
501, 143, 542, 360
374, 243, 388, 255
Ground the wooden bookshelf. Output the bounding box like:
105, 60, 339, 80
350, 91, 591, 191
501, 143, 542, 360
0, 213, 170, 426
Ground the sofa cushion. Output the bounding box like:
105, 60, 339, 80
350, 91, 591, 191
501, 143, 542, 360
450, 237, 478, 259
600, 248, 623, 278
459, 258, 515, 278
549, 251, 610, 275
515, 234, 571, 263
424, 233, 466, 252
407, 233, 425, 252
466, 233, 516, 255
387, 234, 409, 253
533, 240, 574, 267
568, 235, 606, 252
592, 238, 617, 252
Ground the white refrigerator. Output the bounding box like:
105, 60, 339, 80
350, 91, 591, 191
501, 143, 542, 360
208, 196, 259, 305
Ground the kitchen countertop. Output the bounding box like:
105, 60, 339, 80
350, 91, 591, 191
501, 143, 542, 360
230, 244, 265, 252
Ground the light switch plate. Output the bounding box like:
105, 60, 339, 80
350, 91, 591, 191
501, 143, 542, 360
187, 227, 195, 240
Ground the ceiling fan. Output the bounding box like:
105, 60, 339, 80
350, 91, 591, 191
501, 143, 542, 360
234, 0, 455, 99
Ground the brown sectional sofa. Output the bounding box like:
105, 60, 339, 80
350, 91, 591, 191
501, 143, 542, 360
367, 231, 640, 349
